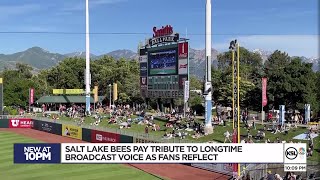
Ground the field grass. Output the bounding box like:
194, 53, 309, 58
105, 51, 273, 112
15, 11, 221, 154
0, 131, 161, 180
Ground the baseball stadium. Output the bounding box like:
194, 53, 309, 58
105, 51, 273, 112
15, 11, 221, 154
0, 0, 319, 180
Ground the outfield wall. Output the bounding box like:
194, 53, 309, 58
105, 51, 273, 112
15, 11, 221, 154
0, 117, 231, 175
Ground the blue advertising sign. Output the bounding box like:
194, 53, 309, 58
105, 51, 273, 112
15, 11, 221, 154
14, 143, 61, 163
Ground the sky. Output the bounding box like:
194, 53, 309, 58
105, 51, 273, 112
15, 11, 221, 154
0, 0, 319, 58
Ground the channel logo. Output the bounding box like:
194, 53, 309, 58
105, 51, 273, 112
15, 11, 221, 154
284, 144, 307, 164
285, 147, 298, 160
14, 143, 61, 163
299, 147, 306, 155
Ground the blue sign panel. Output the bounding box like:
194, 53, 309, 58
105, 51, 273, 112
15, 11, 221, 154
14, 143, 61, 164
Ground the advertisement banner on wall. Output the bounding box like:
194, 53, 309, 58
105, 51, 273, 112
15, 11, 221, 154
178, 42, 188, 59
178, 59, 188, 75
91, 130, 120, 143
32, 120, 62, 135
9, 118, 33, 128
62, 124, 82, 140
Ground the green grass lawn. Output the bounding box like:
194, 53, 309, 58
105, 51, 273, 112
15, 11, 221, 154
0, 131, 161, 180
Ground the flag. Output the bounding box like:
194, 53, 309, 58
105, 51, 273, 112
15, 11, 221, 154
29, 88, 34, 105
262, 78, 267, 107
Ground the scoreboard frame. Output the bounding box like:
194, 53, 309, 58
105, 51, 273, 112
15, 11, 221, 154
139, 25, 189, 99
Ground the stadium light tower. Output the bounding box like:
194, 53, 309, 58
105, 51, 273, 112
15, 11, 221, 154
204, 0, 213, 134
85, 0, 91, 114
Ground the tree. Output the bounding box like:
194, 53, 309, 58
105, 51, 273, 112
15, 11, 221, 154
265, 53, 318, 112
190, 75, 202, 90
214, 47, 263, 108
2, 65, 36, 107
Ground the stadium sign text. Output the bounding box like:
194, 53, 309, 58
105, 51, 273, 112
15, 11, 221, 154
149, 34, 179, 46
153, 25, 173, 37
149, 25, 179, 46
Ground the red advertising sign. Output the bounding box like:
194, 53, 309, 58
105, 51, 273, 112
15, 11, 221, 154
262, 78, 267, 107
9, 118, 33, 128
91, 130, 120, 143
29, 88, 34, 105
178, 42, 188, 59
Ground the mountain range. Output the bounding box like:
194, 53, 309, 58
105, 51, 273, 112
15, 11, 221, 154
0, 46, 318, 77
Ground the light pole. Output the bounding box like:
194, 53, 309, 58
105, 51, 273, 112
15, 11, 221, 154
204, 0, 213, 134
85, 0, 91, 115
108, 84, 112, 109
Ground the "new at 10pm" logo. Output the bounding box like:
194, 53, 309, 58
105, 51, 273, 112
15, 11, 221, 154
14, 143, 61, 163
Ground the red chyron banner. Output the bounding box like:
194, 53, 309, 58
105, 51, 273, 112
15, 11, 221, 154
9, 118, 33, 128
29, 88, 34, 105
178, 42, 188, 59
91, 130, 120, 143
262, 78, 267, 107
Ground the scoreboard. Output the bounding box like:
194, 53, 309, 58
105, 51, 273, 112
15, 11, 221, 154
139, 34, 189, 99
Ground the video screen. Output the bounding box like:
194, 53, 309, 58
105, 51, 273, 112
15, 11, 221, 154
149, 49, 177, 75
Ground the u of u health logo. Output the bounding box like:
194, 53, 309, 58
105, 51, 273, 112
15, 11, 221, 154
10, 119, 33, 128
11, 119, 20, 127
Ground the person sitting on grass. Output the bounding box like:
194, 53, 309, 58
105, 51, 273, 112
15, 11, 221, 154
108, 116, 116, 124
152, 124, 160, 131
166, 122, 173, 128
256, 131, 265, 140
163, 132, 172, 139
271, 125, 281, 134
192, 132, 201, 139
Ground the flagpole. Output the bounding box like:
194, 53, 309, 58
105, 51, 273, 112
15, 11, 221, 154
85, 0, 91, 114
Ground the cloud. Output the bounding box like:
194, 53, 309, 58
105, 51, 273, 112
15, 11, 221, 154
213, 35, 319, 58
